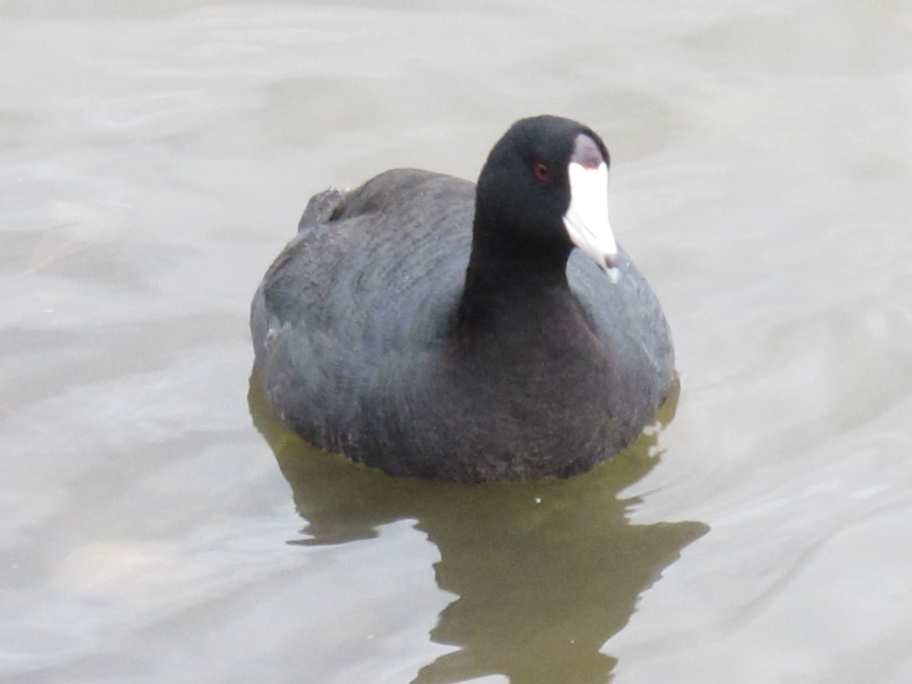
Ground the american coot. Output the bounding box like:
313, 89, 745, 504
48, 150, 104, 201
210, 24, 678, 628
251, 115, 674, 482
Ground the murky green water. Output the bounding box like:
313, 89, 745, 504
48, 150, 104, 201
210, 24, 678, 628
3, 1, 912, 683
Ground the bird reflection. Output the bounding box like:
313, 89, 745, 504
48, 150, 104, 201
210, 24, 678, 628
249, 369, 707, 684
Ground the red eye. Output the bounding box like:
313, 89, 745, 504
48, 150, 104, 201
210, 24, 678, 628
533, 163, 550, 182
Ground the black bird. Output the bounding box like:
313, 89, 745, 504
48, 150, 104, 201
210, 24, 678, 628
251, 115, 674, 481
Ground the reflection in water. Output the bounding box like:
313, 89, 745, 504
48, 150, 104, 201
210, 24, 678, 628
249, 370, 706, 684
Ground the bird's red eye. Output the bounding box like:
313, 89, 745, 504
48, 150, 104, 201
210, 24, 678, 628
533, 163, 550, 182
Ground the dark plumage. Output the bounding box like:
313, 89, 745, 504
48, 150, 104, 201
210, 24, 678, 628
251, 115, 674, 481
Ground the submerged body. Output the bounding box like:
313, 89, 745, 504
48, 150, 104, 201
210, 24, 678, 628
251, 117, 674, 481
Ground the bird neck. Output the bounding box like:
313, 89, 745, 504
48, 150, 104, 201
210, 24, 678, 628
456, 235, 574, 337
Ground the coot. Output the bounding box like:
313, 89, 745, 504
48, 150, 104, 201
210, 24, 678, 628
251, 115, 674, 481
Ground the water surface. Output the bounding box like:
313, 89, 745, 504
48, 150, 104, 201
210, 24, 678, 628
2, 1, 912, 683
